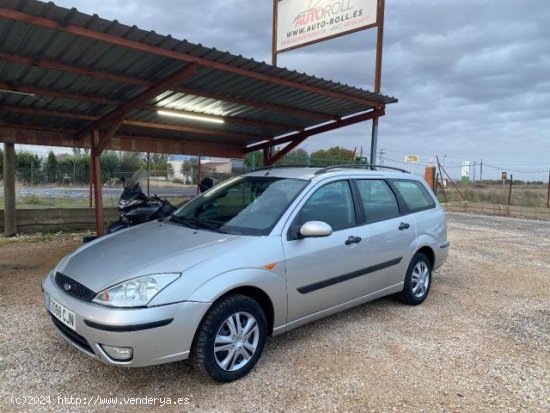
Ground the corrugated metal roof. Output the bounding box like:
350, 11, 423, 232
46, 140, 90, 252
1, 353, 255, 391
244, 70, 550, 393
0, 0, 397, 154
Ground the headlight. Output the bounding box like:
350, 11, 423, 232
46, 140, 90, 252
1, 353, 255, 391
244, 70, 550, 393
92, 273, 180, 307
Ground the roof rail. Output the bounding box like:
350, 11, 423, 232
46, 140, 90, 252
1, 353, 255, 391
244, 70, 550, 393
250, 164, 326, 172
314, 164, 410, 175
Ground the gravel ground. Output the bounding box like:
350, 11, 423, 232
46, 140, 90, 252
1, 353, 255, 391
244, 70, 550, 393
0, 212, 548, 412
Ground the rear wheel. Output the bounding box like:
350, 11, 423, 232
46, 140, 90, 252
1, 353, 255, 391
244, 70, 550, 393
190, 294, 267, 382
400, 252, 432, 305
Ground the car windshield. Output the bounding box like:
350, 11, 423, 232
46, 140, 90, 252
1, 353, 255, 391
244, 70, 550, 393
172, 176, 308, 235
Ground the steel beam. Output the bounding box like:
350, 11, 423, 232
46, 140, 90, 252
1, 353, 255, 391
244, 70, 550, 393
370, 0, 385, 165
2, 142, 17, 236
121, 120, 262, 142
0, 82, 120, 106
77, 63, 199, 139
0, 8, 384, 108
0, 105, 96, 121
91, 130, 104, 236
172, 87, 334, 121
96, 118, 123, 154
145, 106, 295, 131
0, 52, 150, 86
0, 54, 334, 121
245, 108, 385, 153
370, 117, 379, 166
1, 106, 258, 143
267, 136, 308, 165
0, 125, 244, 158
0, 103, 296, 133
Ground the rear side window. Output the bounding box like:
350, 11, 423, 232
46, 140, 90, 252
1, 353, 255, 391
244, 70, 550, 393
392, 180, 435, 212
355, 180, 400, 223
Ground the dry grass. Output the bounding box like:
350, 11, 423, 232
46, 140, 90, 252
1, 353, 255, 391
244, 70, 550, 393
438, 183, 548, 207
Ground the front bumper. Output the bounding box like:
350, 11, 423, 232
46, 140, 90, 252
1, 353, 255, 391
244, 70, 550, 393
42, 274, 210, 367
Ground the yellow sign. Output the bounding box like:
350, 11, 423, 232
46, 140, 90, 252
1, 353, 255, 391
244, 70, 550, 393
404, 155, 419, 163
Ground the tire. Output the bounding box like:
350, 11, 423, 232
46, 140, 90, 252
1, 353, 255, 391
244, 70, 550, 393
399, 252, 432, 305
190, 294, 267, 382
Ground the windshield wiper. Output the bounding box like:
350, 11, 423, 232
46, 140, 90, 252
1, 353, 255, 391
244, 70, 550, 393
186, 217, 227, 233
169, 215, 226, 233
169, 215, 199, 229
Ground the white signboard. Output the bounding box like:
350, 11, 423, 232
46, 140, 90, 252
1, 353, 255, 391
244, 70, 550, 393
276, 0, 378, 52
461, 161, 470, 178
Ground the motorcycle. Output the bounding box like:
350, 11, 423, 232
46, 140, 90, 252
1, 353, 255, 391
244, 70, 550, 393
82, 172, 216, 242
107, 171, 176, 233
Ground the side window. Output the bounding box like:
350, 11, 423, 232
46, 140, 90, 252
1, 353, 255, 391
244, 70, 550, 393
296, 181, 356, 231
355, 180, 400, 223
392, 180, 435, 212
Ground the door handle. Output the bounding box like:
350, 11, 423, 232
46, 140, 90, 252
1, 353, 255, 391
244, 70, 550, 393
345, 236, 362, 245
399, 222, 410, 230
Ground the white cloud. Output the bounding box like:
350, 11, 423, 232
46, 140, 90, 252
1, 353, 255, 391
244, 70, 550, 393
19, 0, 550, 180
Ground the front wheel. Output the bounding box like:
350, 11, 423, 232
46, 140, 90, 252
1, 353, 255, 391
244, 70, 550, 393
190, 294, 267, 382
399, 252, 432, 305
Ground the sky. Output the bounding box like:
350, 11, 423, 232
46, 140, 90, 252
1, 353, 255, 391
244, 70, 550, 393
19, 0, 550, 180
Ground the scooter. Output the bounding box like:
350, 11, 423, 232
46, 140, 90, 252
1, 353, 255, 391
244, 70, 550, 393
107, 175, 176, 233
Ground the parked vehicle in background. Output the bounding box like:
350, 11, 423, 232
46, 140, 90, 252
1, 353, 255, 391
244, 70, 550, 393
43, 165, 449, 382
107, 170, 176, 233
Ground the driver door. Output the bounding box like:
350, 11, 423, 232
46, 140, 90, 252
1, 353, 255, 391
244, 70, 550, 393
283, 180, 368, 324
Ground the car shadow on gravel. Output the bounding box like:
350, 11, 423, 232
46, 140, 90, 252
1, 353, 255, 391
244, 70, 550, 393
42, 296, 403, 390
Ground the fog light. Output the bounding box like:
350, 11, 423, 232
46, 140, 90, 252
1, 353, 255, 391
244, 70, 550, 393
100, 344, 133, 361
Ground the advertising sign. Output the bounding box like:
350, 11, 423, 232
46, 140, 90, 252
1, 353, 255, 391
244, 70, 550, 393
276, 0, 378, 52
404, 155, 419, 163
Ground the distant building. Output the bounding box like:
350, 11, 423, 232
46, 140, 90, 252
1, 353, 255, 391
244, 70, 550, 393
168, 155, 244, 182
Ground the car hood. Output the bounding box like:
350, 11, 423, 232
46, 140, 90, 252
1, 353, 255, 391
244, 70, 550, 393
57, 220, 250, 292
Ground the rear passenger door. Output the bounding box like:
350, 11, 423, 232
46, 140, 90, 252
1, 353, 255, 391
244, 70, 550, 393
389, 179, 442, 252
353, 179, 417, 293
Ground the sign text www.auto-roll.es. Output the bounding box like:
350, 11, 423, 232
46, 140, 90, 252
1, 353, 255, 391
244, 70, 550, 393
276, 0, 377, 52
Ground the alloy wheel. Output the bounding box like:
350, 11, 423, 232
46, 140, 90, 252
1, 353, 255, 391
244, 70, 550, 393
411, 261, 430, 298
214, 311, 260, 372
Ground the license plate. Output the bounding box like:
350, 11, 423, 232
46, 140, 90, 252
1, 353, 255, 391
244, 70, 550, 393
49, 295, 76, 331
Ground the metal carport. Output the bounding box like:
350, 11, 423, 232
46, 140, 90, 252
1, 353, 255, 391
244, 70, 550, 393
0, 0, 397, 236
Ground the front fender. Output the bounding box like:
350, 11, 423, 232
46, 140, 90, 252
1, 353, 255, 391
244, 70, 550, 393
187, 268, 287, 332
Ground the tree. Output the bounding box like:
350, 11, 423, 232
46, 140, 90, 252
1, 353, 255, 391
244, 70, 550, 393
0, 146, 3, 180
16, 151, 42, 184
118, 151, 144, 173
74, 154, 90, 184
277, 148, 308, 165
245, 151, 263, 170
100, 151, 119, 182
149, 153, 169, 171
310, 146, 355, 165
45, 151, 58, 183
180, 159, 199, 184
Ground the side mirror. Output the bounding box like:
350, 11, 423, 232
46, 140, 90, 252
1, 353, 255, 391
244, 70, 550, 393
299, 221, 333, 238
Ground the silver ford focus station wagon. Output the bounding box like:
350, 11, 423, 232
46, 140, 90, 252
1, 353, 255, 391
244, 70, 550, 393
42, 166, 449, 382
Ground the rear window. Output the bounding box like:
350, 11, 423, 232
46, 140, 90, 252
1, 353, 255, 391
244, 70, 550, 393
391, 180, 435, 212
355, 179, 400, 223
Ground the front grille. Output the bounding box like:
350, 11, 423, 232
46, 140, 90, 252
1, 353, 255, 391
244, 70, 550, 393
50, 314, 94, 354
55, 272, 96, 302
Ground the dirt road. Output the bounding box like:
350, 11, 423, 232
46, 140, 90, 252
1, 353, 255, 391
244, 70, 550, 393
1, 213, 548, 412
